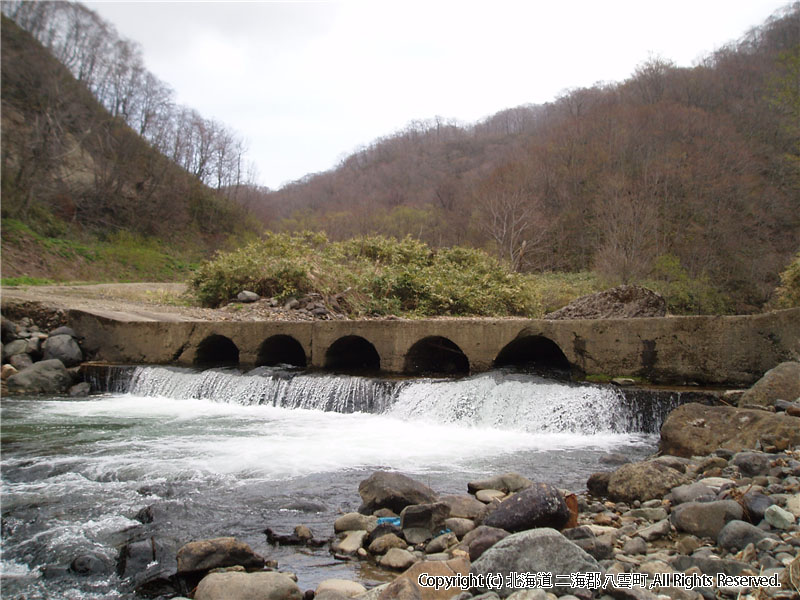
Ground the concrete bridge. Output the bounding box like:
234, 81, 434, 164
67, 307, 800, 385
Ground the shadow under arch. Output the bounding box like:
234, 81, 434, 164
324, 335, 380, 373
194, 334, 239, 367
493, 333, 572, 374
256, 335, 307, 367
404, 336, 469, 376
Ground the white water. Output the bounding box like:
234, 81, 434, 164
1, 366, 672, 599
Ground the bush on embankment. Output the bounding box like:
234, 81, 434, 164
189, 233, 540, 317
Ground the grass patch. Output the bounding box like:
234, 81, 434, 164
190, 232, 541, 317
522, 271, 604, 316
0, 276, 55, 286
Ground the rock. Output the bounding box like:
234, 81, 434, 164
1, 317, 19, 343
366, 523, 402, 546
48, 326, 77, 338
670, 555, 754, 577
236, 290, 260, 303
176, 537, 265, 573
368, 533, 407, 554
470, 528, 601, 598
445, 518, 476, 539
476, 490, 505, 503
294, 525, 313, 541
668, 482, 717, 505
669, 500, 743, 539
316, 579, 367, 598
544, 285, 666, 320
785, 493, 800, 518
659, 403, 800, 457
626, 507, 668, 521
731, 452, 772, 477
394, 557, 470, 600
764, 505, 796, 530
376, 577, 422, 600
622, 537, 648, 555
467, 473, 533, 494
740, 492, 775, 523
611, 378, 636, 386
69, 382, 91, 397
6, 359, 71, 394
607, 461, 688, 503
586, 472, 610, 497
426, 532, 458, 554
359, 471, 438, 514
194, 571, 301, 600
571, 536, 614, 560
401, 502, 450, 543
71, 553, 110, 576
717, 520, 776, 553
379, 548, 417, 570
459, 526, 510, 561
739, 362, 800, 408
334, 512, 377, 533
9, 353, 34, 371
42, 334, 83, 367
1, 363, 18, 380
2, 338, 28, 360
482, 483, 569, 532
440, 495, 488, 520
636, 518, 672, 542
332, 530, 368, 554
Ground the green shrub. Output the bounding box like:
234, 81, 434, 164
643, 254, 731, 314
773, 252, 800, 308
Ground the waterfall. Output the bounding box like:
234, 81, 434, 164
87, 365, 685, 434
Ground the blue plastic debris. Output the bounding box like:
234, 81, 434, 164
376, 517, 402, 527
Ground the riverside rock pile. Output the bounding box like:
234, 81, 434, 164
1, 315, 88, 395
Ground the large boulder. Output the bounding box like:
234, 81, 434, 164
470, 528, 601, 598
607, 461, 688, 503
395, 557, 470, 600
42, 334, 83, 367
483, 483, 569, 532
176, 537, 265, 574
660, 402, 800, 457
358, 471, 438, 514
194, 571, 301, 600
739, 362, 800, 408
6, 359, 71, 394
544, 285, 666, 320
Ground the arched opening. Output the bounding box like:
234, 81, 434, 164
194, 334, 239, 367
493, 334, 571, 374
404, 336, 469, 376
256, 335, 307, 367
324, 336, 380, 372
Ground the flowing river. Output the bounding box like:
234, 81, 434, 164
1, 366, 683, 599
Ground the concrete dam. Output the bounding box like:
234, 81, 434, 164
68, 307, 800, 385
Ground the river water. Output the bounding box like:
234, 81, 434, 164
0, 366, 680, 599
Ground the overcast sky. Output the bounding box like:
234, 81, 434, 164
86, 0, 790, 190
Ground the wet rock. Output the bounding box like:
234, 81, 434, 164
467, 473, 533, 494
359, 471, 438, 514
69, 382, 91, 397
194, 571, 301, 600
543, 285, 666, 320
607, 461, 688, 503
368, 533, 407, 554
7, 359, 71, 394
70, 553, 110, 576
176, 537, 265, 574
332, 530, 368, 554
426, 532, 457, 554
669, 500, 743, 539
476, 489, 505, 503
739, 362, 800, 409
42, 334, 83, 367
717, 520, 776, 553
483, 483, 569, 532
375, 576, 422, 600
660, 403, 800, 457
470, 528, 601, 598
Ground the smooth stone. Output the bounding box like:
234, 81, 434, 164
636, 518, 672, 542
668, 482, 717, 505
359, 471, 438, 514
368, 533, 407, 555
468, 473, 533, 494
476, 489, 505, 503
316, 579, 367, 598
176, 537, 265, 573
482, 483, 569, 532
334, 512, 377, 533
444, 518, 476, 539
626, 507, 668, 522
332, 530, 368, 554
670, 500, 743, 539
785, 494, 800, 518
378, 548, 417, 570
195, 572, 302, 600
764, 505, 796, 530
717, 520, 777, 553
42, 334, 83, 367
607, 461, 688, 503
236, 290, 260, 302
622, 537, 648, 555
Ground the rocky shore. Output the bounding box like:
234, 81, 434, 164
108, 364, 800, 600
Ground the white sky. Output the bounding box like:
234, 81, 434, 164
85, 0, 791, 190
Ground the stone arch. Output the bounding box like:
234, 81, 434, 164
194, 334, 239, 367
493, 334, 571, 372
324, 335, 380, 372
256, 335, 307, 367
404, 336, 469, 375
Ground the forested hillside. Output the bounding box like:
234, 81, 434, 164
253, 4, 800, 313
0, 7, 256, 282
